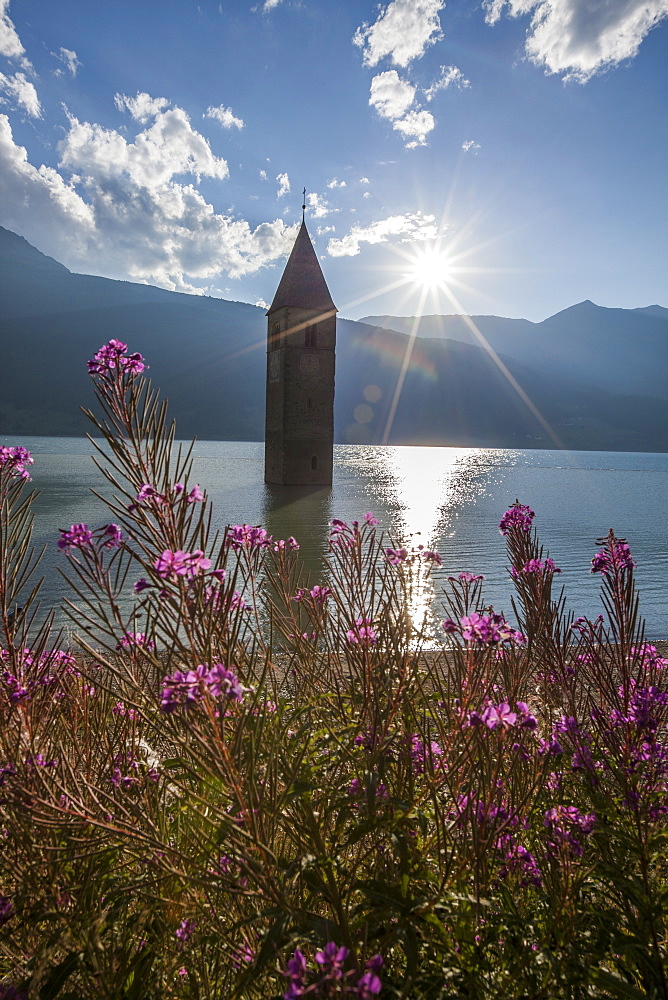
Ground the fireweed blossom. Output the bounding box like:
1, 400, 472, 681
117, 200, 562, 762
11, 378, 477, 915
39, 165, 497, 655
160, 663, 249, 713
0, 446, 34, 481
57, 523, 93, 551
511, 557, 561, 577
467, 700, 537, 732
87, 339, 146, 376
385, 547, 409, 565
499, 502, 535, 535
448, 611, 525, 646
227, 524, 273, 550
282, 947, 382, 999
346, 617, 377, 645
154, 549, 211, 579
591, 538, 635, 575
273, 536, 300, 552
293, 584, 333, 605
115, 632, 155, 651
544, 805, 596, 859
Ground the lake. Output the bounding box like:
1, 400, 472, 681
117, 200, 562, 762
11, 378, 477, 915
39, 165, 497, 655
2, 437, 667, 638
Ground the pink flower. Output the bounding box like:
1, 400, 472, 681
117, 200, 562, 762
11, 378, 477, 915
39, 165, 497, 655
187, 485, 204, 503
346, 617, 377, 645
499, 502, 535, 535
228, 524, 273, 550
154, 549, 211, 579
88, 340, 146, 375
116, 632, 155, 651
0, 446, 34, 481
58, 523, 93, 551
385, 547, 409, 565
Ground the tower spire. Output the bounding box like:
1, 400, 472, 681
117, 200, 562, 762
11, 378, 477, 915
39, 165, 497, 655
302, 187, 306, 224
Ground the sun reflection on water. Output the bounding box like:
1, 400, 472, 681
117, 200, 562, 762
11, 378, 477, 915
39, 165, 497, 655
346, 445, 506, 644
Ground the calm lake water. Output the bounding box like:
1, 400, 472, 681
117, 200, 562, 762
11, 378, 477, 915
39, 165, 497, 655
3, 437, 668, 638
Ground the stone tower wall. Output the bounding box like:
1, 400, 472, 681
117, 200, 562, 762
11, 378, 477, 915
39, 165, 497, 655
264, 304, 336, 485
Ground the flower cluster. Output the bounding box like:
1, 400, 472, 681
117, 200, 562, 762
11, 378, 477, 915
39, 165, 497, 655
160, 663, 249, 713
385, 544, 442, 567
283, 945, 382, 999
226, 523, 299, 552
154, 549, 211, 579
443, 612, 525, 646
329, 513, 378, 547
499, 502, 535, 535
409, 735, 444, 774
133, 482, 204, 508
345, 617, 377, 645
115, 632, 155, 651
87, 339, 146, 376
631, 643, 668, 670
544, 805, 596, 859
1, 648, 77, 703
293, 584, 333, 605
57, 522, 123, 552
468, 700, 537, 732
591, 538, 635, 575
0, 446, 33, 481
175, 918, 196, 949
511, 557, 561, 577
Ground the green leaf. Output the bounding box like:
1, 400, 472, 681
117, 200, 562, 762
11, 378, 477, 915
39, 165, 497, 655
39, 952, 83, 999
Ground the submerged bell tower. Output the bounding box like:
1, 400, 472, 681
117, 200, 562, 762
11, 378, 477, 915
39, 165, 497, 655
264, 212, 337, 485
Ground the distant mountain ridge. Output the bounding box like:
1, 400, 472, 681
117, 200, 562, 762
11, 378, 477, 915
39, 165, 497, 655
2, 226, 667, 452
361, 303, 668, 401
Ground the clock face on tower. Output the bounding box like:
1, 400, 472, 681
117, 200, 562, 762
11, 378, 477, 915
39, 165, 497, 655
299, 353, 320, 376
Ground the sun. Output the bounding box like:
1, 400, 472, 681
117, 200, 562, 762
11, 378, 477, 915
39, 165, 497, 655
405, 248, 453, 290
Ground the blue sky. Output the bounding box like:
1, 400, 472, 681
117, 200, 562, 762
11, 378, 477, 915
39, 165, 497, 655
1, 0, 666, 321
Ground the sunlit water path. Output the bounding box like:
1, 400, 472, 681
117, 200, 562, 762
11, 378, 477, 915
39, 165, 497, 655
3, 437, 667, 638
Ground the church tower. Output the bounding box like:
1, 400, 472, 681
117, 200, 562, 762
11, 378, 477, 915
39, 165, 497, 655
264, 219, 337, 485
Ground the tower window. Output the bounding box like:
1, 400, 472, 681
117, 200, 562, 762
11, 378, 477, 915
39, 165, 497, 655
311, 455, 318, 471
305, 325, 317, 348
271, 322, 280, 350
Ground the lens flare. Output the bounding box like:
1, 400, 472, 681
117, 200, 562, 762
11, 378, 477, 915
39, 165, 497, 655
405, 248, 453, 289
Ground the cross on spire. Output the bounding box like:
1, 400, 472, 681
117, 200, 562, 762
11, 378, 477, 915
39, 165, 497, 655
302, 187, 306, 223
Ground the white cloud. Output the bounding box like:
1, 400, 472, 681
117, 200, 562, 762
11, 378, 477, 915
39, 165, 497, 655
205, 103, 244, 129
316, 224, 335, 235
307, 192, 336, 218
391, 108, 435, 147
326, 177, 346, 188
0, 0, 25, 60
369, 69, 416, 119
0, 108, 300, 292
424, 64, 470, 99
462, 139, 481, 152
262, 0, 284, 9
276, 171, 290, 197
114, 92, 171, 124
66, 102, 229, 187
0, 71, 41, 117
259, 169, 267, 180
327, 211, 439, 256
368, 71, 435, 146
255, 297, 269, 309
53, 47, 81, 77
363, 191, 371, 198
484, 0, 668, 81
360, 176, 370, 184
353, 0, 444, 67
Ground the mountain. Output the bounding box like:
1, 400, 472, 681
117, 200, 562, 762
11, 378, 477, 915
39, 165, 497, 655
361, 302, 668, 401
1, 226, 667, 452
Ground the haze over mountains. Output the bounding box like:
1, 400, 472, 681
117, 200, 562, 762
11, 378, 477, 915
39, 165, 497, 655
1, 226, 667, 452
